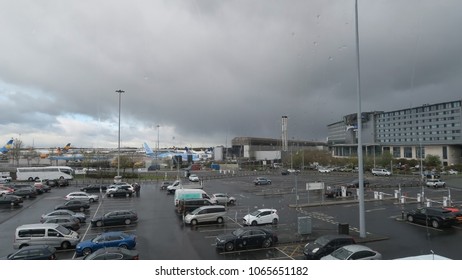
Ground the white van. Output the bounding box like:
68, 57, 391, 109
183, 205, 227, 225
174, 189, 211, 206
13, 223, 80, 249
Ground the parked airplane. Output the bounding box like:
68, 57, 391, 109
142, 142, 203, 162
38, 143, 72, 159
0, 139, 14, 154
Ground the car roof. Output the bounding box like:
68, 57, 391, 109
338, 244, 375, 252
197, 205, 225, 209
99, 231, 130, 237
316, 234, 354, 241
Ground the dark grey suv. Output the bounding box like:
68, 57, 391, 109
303, 234, 356, 260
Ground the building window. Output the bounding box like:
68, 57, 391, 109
393, 147, 400, 158
443, 146, 448, 160
404, 147, 412, 158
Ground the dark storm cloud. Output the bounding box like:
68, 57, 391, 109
0, 0, 461, 148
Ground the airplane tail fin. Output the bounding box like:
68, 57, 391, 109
0, 139, 14, 154
63, 143, 71, 152
143, 142, 154, 156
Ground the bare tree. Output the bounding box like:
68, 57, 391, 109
12, 138, 23, 166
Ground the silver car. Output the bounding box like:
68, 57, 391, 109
321, 244, 382, 260
211, 193, 236, 205
65, 191, 99, 203
40, 209, 86, 223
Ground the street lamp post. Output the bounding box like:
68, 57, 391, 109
115, 89, 125, 177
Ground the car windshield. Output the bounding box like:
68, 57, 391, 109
249, 210, 262, 216
232, 228, 245, 236
190, 207, 202, 215
56, 225, 71, 235
330, 247, 352, 260
314, 236, 331, 246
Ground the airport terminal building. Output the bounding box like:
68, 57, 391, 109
230, 137, 327, 162
327, 100, 462, 166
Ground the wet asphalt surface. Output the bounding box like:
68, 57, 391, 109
1, 171, 462, 260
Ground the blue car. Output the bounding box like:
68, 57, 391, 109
75, 231, 136, 256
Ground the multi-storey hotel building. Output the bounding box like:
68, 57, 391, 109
327, 100, 462, 166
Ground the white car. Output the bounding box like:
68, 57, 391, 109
65, 191, 99, 203
188, 174, 200, 182
425, 179, 446, 188
321, 244, 382, 260
211, 193, 236, 205
243, 209, 279, 226
106, 184, 134, 193
448, 169, 459, 175
318, 167, 332, 173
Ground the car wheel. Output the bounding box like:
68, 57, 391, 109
89, 198, 94, 203
126, 193, 130, 197
269, 182, 272, 185
251, 220, 257, 226
431, 220, 440, 229
272, 218, 278, 225
225, 242, 234, 251
10, 202, 14, 206
96, 221, 103, 227
110, 193, 114, 198
125, 219, 131, 225
59, 176, 64, 180
82, 247, 92, 255
25, 195, 30, 199
217, 217, 224, 224
407, 215, 414, 223
61, 241, 71, 250
191, 219, 198, 226
119, 244, 128, 249
79, 207, 84, 212
229, 200, 235, 205
262, 238, 272, 248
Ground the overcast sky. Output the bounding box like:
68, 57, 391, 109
1, 1, 461, 150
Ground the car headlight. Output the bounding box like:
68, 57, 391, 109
217, 238, 225, 244
312, 247, 319, 253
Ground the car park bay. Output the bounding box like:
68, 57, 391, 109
1, 173, 462, 260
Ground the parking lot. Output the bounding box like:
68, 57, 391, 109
1, 171, 462, 260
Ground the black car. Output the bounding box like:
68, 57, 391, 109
346, 179, 370, 188
406, 207, 458, 229
325, 186, 352, 198
3, 245, 57, 260
215, 227, 278, 251
58, 178, 70, 187
80, 184, 108, 193
82, 247, 139, 260
12, 187, 37, 199
303, 234, 356, 260
0, 194, 23, 206
55, 200, 90, 212
160, 181, 171, 190
106, 187, 133, 198
281, 170, 290, 175
91, 210, 138, 227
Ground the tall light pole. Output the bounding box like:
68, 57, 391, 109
115, 89, 125, 177
354, 0, 366, 238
